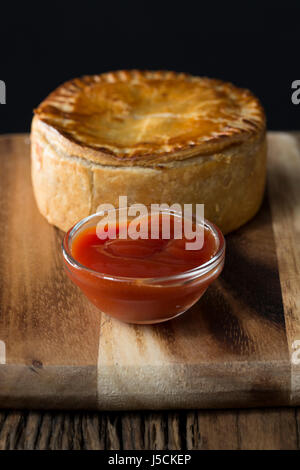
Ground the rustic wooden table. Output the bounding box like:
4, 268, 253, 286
0, 408, 299, 450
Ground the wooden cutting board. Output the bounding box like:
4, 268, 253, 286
0, 132, 299, 410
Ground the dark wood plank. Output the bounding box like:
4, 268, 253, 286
121, 413, 144, 450
238, 408, 298, 450
0, 409, 298, 450
186, 410, 239, 450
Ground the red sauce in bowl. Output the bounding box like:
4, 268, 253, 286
71, 221, 217, 279
62, 212, 225, 324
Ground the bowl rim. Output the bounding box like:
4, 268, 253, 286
62, 208, 225, 284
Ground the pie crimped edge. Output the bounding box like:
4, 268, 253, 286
33, 70, 266, 167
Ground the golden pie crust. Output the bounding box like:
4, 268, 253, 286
31, 70, 267, 233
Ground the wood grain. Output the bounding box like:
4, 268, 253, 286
267, 132, 300, 404
0, 133, 299, 409
0, 135, 100, 408
96, 189, 289, 408
0, 408, 298, 450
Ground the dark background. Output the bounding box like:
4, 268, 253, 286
0, 1, 299, 134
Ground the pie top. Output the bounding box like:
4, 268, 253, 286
34, 70, 266, 166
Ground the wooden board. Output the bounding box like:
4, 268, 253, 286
0, 132, 299, 410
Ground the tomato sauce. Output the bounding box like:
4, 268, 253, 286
71, 221, 217, 279
63, 214, 225, 324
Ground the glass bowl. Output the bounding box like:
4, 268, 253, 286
62, 208, 225, 324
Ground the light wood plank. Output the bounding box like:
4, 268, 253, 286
0, 135, 100, 408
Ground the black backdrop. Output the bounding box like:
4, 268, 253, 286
0, 1, 299, 134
